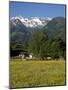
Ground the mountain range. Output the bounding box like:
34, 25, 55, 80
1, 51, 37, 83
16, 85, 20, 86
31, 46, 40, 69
10, 16, 52, 28
10, 16, 66, 50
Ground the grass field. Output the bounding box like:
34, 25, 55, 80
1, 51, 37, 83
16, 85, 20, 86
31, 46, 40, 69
9, 59, 66, 88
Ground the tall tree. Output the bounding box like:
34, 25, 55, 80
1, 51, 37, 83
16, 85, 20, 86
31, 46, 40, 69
28, 30, 48, 59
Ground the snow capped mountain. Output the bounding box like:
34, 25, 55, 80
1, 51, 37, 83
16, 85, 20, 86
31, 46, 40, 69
10, 16, 52, 28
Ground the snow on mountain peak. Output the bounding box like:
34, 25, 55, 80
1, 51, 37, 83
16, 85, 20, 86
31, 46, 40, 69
10, 16, 52, 28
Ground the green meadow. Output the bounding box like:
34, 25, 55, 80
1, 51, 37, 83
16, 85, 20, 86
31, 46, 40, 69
10, 59, 66, 88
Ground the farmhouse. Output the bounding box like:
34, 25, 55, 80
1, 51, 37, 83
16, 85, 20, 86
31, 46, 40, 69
19, 52, 32, 59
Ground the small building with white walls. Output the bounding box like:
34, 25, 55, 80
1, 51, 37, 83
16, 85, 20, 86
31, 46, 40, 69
19, 52, 32, 60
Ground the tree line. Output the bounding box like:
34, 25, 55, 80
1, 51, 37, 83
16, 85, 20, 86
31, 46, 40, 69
28, 30, 66, 60
10, 30, 66, 60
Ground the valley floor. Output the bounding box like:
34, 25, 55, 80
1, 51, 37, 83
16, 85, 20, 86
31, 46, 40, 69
9, 59, 66, 89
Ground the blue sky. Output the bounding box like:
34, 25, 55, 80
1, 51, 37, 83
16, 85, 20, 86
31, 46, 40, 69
10, 1, 65, 18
